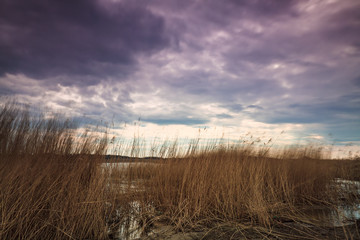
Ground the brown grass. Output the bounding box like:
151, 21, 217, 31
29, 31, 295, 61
1, 102, 359, 239
118, 143, 360, 239
126, 150, 333, 227
0, 103, 112, 239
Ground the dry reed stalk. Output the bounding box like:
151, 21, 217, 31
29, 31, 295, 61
0, 103, 113, 239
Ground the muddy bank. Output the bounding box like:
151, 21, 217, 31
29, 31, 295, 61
137, 220, 360, 240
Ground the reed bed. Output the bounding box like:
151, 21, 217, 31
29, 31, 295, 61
116, 141, 360, 239
123, 148, 339, 226
0, 104, 113, 239
1, 103, 359, 239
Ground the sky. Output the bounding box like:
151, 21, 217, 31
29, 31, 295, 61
0, 0, 359, 157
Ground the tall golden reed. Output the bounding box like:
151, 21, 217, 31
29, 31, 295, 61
0, 103, 111, 239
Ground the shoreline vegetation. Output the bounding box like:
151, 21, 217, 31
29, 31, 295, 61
1, 104, 359, 239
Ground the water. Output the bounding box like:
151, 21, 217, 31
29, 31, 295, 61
102, 162, 143, 170
304, 179, 360, 227
102, 162, 146, 239
330, 178, 360, 226
106, 201, 142, 240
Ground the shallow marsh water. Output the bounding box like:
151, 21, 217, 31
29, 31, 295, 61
302, 178, 360, 227
102, 162, 145, 239
107, 201, 142, 240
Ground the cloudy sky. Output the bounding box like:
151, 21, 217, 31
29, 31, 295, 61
1, 0, 359, 155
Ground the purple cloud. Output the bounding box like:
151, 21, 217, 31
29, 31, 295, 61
0, 0, 359, 144
0, 0, 169, 85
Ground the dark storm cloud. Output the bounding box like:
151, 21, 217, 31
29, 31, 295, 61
198, 0, 360, 133
1, 0, 359, 145
207, 2, 357, 77
0, 0, 169, 85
